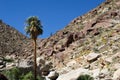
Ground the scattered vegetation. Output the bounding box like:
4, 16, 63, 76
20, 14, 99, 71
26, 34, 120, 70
2, 67, 21, 80
3, 58, 14, 63
2, 67, 44, 80
77, 74, 94, 80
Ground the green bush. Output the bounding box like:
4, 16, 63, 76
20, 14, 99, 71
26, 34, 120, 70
3, 67, 21, 80
2, 67, 44, 80
77, 74, 94, 80
21, 71, 34, 80
21, 71, 44, 80
3, 58, 14, 63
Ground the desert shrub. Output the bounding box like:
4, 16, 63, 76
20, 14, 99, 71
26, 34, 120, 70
3, 58, 14, 63
2, 67, 21, 80
20, 71, 44, 80
20, 71, 34, 80
2, 67, 44, 80
77, 74, 94, 80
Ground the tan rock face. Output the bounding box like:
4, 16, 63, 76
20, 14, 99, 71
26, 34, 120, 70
113, 69, 120, 80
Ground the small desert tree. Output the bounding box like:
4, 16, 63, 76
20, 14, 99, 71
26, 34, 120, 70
25, 16, 43, 80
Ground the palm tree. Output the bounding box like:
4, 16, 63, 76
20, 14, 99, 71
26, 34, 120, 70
25, 16, 43, 80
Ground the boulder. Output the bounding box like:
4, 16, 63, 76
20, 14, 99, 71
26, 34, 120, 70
6, 63, 16, 68
55, 52, 65, 62
113, 63, 120, 69
37, 57, 45, 66
86, 52, 101, 63
99, 68, 109, 79
57, 68, 89, 80
54, 45, 65, 52
37, 57, 53, 76
0, 65, 4, 69
18, 59, 32, 68
47, 71, 59, 80
105, 57, 113, 63
45, 48, 54, 56
42, 71, 50, 76
73, 32, 84, 41
40, 64, 51, 72
113, 68, 120, 80
66, 60, 77, 68
90, 69, 100, 79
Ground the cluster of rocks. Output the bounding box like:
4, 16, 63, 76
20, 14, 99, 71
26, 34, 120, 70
0, 56, 59, 80
55, 52, 120, 80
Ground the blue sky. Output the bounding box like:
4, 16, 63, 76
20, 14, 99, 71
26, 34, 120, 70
0, 0, 105, 38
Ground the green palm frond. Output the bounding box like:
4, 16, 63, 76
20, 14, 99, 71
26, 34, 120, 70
25, 16, 43, 39
25, 26, 31, 34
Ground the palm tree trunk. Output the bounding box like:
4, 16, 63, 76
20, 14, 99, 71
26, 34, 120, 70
33, 39, 37, 80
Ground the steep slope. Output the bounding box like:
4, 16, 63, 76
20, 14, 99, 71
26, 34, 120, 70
0, 20, 33, 59
38, 0, 120, 65
36, 0, 120, 79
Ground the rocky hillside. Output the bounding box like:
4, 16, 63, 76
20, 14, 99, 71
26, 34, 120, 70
38, 0, 120, 66
0, 20, 33, 59
0, 0, 120, 79
36, 0, 120, 79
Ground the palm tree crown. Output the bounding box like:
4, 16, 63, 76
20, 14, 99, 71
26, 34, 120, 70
25, 16, 43, 40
